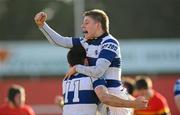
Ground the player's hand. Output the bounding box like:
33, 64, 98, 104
54, 95, 64, 108
65, 66, 77, 78
133, 96, 148, 109
34, 12, 47, 28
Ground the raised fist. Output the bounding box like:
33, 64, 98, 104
34, 12, 47, 27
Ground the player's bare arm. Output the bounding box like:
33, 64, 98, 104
94, 86, 148, 109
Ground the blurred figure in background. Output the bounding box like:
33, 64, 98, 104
174, 79, 180, 111
122, 77, 136, 115
54, 95, 64, 109
134, 76, 171, 115
122, 77, 135, 96
0, 84, 35, 115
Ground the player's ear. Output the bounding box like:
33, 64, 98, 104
96, 22, 101, 30
84, 58, 89, 66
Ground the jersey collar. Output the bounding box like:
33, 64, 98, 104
96, 32, 109, 39
86, 32, 109, 44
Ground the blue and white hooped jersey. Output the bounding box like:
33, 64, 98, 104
72, 33, 122, 88
63, 73, 106, 115
174, 79, 180, 96
41, 24, 122, 88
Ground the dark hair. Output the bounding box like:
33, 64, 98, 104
8, 85, 24, 104
124, 81, 134, 95
84, 9, 109, 33
135, 77, 152, 90
67, 46, 86, 66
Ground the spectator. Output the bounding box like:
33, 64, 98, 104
0, 84, 35, 115
174, 79, 180, 111
134, 76, 171, 115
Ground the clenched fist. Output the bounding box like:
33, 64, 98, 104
34, 12, 47, 27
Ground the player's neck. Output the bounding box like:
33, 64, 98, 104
8, 102, 16, 108
146, 89, 154, 99
95, 29, 106, 39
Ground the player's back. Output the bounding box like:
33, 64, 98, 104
62, 73, 99, 115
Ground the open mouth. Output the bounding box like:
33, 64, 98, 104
83, 30, 88, 34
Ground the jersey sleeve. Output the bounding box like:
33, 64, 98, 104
75, 39, 120, 78
75, 58, 111, 78
25, 106, 35, 115
98, 39, 119, 62
72, 37, 83, 46
174, 79, 180, 96
40, 23, 83, 48
156, 97, 170, 115
91, 77, 107, 89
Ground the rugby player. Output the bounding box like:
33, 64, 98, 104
174, 79, 180, 111
63, 46, 147, 115
134, 77, 171, 115
34, 9, 148, 115
0, 85, 35, 115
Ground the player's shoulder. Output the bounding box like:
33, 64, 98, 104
174, 79, 180, 96
175, 79, 180, 84
64, 73, 89, 81
174, 79, 180, 91
101, 35, 120, 52
22, 104, 33, 110
22, 105, 35, 114
154, 91, 166, 100
76, 73, 89, 78
153, 91, 170, 113
102, 34, 119, 46
153, 91, 168, 105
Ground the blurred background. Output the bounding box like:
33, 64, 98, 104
0, 0, 180, 114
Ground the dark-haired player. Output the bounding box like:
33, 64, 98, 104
174, 79, 180, 111
134, 77, 171, 115
0, 85, 35, 115
63, 46, 147, 115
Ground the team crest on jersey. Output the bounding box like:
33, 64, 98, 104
95, 50, 98, 55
